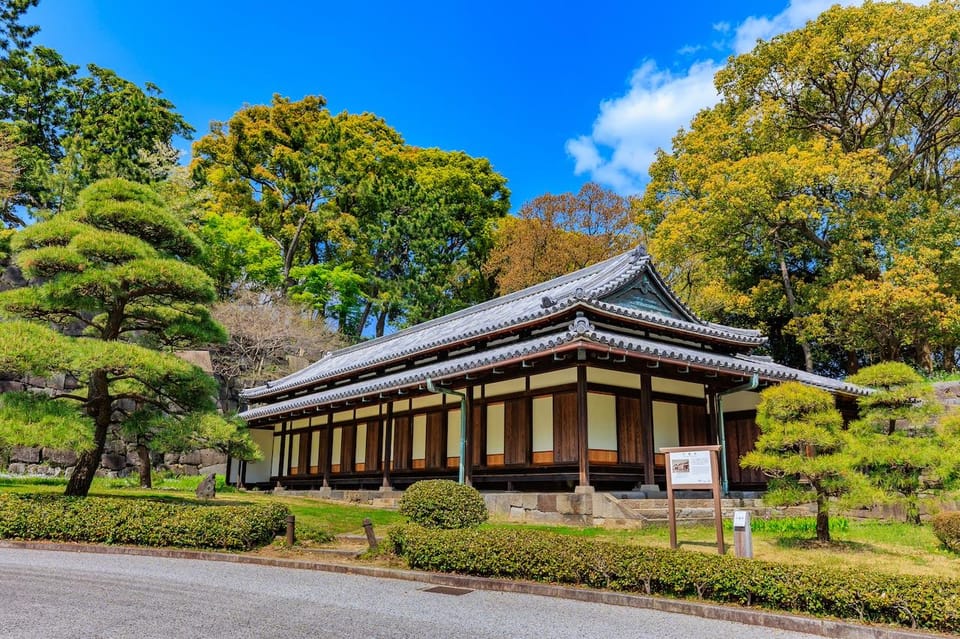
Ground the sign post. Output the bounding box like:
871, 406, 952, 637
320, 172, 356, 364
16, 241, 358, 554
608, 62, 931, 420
661, 445, 724, 554
733, 510, 752, 558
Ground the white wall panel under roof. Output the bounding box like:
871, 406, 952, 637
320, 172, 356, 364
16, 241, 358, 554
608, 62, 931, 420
651, 377, 704, 398
331, 428, 342, 465
587, 392, 617, 450
486, 403, 505, 455
532, 396, 553, 452
271, 433, 282, 473
246, 429, 275, 483
289, 434, 300, 467
412, 414, 427, 459
484, 378, 526, 398
333, 410, 354, 423
587, 368, 640, 389
356, 423, 367, 463
529, 369, 577, 390
723, 390, 760, 413
653, 401, 680, 451
274, 423, 283, 432
393, 399, 410, 412
412, 394, 444, 410
447, 409, 461, 457
291, 418, 310, 429
355, 405, 380, 419
309, 431, 320, 467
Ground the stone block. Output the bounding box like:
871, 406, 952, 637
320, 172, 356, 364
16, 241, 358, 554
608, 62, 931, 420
6, 462, 26, 474
198, 463, 227, 477
180, 451, 203, 466
11, 446, 41, 464
181, 464, 199, 476
199, 449, 225, 467
521, 494, 538, 510
42, 448, 77, 467
163, 453, 179, 466
100, 453, 126, 471
509, 506, 525, 521
537, 494, 557, 513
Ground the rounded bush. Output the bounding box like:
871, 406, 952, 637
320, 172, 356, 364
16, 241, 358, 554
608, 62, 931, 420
933, 511, 960, 553
398, 479, 488, 529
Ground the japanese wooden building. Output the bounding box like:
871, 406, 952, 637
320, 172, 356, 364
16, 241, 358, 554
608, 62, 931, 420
234, 248, 864, 492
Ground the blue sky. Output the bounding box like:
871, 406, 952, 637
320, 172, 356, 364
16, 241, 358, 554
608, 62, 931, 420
28, 0, 857, 209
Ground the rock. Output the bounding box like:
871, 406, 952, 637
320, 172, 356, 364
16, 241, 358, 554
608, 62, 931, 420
100, 453, 126, 471
196, 473, 217, 499
42, 448, 77, 467
11, 446, 41, 464
180, 451, 203, 466
199, 449, 225, 467
198, 463, 227, 477
163, 453, 179, 466
6, 462, 26, 474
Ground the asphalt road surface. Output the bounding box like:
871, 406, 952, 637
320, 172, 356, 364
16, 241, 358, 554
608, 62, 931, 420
0, 548, 823, 639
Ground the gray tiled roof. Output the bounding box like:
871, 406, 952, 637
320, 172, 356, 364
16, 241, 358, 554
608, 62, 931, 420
239, 317, 866, 423
242, 247, 764, 401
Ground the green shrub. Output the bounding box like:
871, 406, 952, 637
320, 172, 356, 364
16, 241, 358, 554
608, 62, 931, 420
0, 493, 288, 550
721, 516, 849, 536
933, 512, 960, 552
398, 480, 488, 529
387, 524, 960, 633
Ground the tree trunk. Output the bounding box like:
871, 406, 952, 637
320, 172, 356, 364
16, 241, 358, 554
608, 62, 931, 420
775, 245, 814, 372
375, 309, 388, 338
816, 494, 831, 542
65, 371, 111, 497
136, 444, 152, 488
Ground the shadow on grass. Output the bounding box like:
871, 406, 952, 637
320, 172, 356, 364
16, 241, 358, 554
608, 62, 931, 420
774, 536, 875, 553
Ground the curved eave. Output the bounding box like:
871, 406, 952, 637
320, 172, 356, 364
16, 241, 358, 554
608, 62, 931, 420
240, 323, 866, 425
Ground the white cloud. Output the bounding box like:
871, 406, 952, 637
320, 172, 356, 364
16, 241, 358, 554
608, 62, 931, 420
566, 0, 869, 194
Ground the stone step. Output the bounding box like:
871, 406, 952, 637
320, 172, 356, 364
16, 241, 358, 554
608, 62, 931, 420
298, 547, 363, 559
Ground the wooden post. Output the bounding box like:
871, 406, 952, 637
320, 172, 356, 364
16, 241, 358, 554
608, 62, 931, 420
381, 402, 393, 488
665, 449, 678, 549
276, 422, 286, 481
711, 447, 725, 554
362, 517, 378, 550
577, 364, 590, 488
640, 374, 655, 486
322, 414, 333, 488
285, 515, 295, 546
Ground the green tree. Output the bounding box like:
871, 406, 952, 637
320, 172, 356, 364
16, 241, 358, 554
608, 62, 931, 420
846, 362, 949, 524
0, 178, 237, 496
641, 2, 960, 374
192, 95, 509, 338
742, 382, 853, 542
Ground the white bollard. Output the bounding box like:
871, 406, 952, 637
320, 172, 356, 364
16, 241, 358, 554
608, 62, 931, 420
733, 510, 753, 558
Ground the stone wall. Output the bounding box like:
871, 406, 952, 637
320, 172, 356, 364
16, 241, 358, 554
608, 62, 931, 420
2, 443, 227, 479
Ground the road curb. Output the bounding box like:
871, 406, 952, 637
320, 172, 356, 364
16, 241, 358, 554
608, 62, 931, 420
0, 540, 947, 639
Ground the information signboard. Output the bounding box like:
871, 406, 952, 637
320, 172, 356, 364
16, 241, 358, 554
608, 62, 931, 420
661, 445, 725, 554
668, 449, 713, 486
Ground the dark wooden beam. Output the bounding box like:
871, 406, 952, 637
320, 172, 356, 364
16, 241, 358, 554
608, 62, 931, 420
577, 364, 589, 487
640, 374, 655, 486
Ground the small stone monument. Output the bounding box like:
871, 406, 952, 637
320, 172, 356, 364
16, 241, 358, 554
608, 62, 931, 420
195, 473, 216, 500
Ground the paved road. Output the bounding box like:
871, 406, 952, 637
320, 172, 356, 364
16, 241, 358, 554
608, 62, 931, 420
0, 548, 820, 639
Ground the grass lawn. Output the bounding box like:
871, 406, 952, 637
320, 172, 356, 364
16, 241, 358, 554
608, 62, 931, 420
2, 475, 956, 578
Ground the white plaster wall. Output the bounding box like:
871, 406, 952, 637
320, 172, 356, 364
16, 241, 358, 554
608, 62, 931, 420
355, 405, 380, 419
485, 378, 526, 397
291, 418, 310, 429
270, 433, 282, 474
412, 414, 427, 459
588, 392, 617, 450
356, 423, 367, 462
532, 396, 554, 452
587, 368, 640, 389
412, 394, 443, 409
331, 428, 342, 465
309, 431, 320, 466
653, 401, 680, 450
245, 429, 275, 484
651, 377, 704, 398
332, 410, 353, 423
529, 369, 576, 390
486, 403, 505, 455
723, 390, 760, 413
447, 409, 461, 457
289, 434, 300, 467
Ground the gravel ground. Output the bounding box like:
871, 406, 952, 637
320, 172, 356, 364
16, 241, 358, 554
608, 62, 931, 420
0, 548, 820, 639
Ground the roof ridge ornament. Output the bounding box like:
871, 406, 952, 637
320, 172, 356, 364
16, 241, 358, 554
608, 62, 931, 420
541, 295, 555, 309
629, 245, 648, 263
569, 312, 595, 335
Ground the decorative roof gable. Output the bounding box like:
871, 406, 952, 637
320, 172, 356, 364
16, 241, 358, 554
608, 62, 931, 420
601, 271, 692, 320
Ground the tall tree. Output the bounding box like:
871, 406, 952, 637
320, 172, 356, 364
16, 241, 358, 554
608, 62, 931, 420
641, 2, 960, 374
0, 179, 237, 496
486, 182, 637, 295
742, 382, 853, 542
192, 95, 509, 338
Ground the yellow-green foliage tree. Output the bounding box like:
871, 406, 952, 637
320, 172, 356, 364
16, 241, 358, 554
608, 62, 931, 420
846, 362, 954, 524
485, 182, 638, 295
640, 2, 960, 374
742, 382, 853, 542
0, 178, 257, 496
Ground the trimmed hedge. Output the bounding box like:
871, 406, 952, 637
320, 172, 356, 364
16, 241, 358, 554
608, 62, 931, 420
398, 480, 488, 529
933, 511, 960, 553
0, 494, 289, 550
388, 524, 960, 633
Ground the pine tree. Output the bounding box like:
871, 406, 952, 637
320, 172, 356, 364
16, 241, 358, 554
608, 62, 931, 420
0, 178, 253, 496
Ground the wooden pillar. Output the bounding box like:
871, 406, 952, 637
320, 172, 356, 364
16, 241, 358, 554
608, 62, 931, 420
322, 414, 333, 488
240, 460, 247, 488
464, 389, 474, 487
706, 387, 720, 444
381, 401, 394, 488
276, 422, 286, 480
640, 374, 655, 486
577, 364, 590, 487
